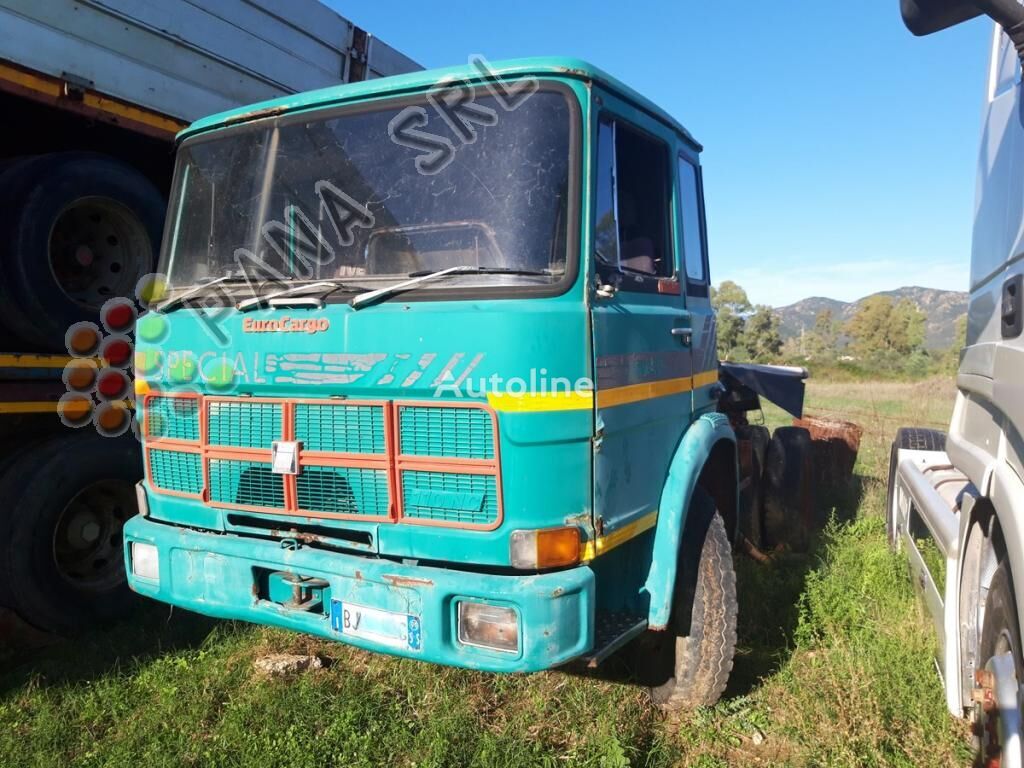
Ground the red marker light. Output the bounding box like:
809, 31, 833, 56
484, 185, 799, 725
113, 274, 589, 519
97, 369, 129, 399
101, 299, 136, 333
101, 336, 133, 368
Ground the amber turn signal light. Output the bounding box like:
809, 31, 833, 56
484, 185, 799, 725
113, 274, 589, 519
510, 526, 581, 569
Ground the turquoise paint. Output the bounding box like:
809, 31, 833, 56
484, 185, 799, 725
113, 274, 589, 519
125, 514, 593, 672
644, 412, 735, 629
179, 58, 700, 150
133, 58, 735, 674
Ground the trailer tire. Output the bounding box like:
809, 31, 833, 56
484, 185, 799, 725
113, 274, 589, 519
973, 562, 1024, 767
0, 152, 164, 350
737, 425, 770, 548
638, 488, 737, 712
885, 428, 947, 549
762, 426, 816, 551
0, 432, 141, 634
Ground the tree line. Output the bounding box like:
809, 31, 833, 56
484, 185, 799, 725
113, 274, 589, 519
710, 280, 965, 376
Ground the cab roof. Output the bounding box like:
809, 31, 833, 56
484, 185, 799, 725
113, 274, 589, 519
179, 56, 701, 151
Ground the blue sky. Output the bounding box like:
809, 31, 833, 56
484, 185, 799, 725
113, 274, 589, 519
330, 1, 993, 307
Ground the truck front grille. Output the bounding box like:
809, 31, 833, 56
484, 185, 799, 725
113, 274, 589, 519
398, 405, 494, 459
294, 403, 386, 454
148, 448, 203, 495
207, 401, 282, 449
400, 470, 498, 526
143, 394, 502, 529
208, 458, 286, 509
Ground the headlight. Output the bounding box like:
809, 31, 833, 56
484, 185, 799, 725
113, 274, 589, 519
131, 542, 160, 582
457, 601, 519, 653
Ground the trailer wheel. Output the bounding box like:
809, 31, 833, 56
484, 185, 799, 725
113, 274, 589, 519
885, 428, 947, 549
737, 425, 770, 549
637, 488, 738, 711
0, 152, 164, 350
973, 562, 1024, 768
0, 432, 141, 634
762, 426, 816, 551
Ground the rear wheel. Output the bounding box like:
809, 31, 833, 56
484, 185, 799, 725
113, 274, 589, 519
635, 488, 738, 711
737, 425, 770, 549
0, 152, 164, 349
0, 433, 142, 633
974, 562, 1024, 768
762, 426, 815, 551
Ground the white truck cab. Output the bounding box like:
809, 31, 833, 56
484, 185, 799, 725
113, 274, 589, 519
891, 1, 1024, 763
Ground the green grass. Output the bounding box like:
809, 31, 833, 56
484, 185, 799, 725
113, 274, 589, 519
0, 378, 971, 767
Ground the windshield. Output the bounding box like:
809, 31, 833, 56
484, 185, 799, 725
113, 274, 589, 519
158, 88, 574, 299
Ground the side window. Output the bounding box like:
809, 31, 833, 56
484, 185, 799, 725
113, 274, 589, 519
677, 156, 708, 289
594, 119, 620, 267
594, 117, 672, 280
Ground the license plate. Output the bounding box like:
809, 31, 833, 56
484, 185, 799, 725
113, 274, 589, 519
330, 599, 421, 651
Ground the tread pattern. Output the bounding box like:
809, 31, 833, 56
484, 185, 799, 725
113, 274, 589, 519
652, 509, 738, 711
894, 427, 947, 453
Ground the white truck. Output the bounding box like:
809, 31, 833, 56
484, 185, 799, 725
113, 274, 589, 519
0, 0, 418, 639
890, 1, 1024, 764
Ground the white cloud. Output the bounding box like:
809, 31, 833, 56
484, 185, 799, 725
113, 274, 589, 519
720, 258, 969, 307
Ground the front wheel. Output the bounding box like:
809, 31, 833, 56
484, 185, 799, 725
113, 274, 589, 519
635, 488, 737, 711
974, 562, 1024, 768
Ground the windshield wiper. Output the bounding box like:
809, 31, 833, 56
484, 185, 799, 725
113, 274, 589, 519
158, 276, 241, 312
236, 281, 351, 311
351, 266, 553, 310
406, 267, 552, 278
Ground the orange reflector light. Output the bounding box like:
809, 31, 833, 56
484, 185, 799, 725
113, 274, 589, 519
510, 526, 581, 569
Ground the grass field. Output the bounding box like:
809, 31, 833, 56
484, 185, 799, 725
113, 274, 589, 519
0, 379, 973, 767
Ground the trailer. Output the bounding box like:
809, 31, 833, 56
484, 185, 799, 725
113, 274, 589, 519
0, 0, 420, 637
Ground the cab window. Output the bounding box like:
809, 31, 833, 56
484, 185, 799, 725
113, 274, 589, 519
594, 117, 672, 280
677, 155, 709, 293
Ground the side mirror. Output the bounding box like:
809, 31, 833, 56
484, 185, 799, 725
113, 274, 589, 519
900, 0, 984, 35
901, 0, 1024, 65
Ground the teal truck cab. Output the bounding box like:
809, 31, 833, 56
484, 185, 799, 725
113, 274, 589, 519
125, 58, 806, 709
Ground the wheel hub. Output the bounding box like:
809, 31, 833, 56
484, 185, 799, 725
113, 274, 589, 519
52, 480, 134, 591
48, 197, 151, 309
975, 652, 1023, 768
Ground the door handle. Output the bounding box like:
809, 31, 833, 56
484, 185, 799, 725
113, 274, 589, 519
671, 327, 692, 346
1002, 274, 1023, 339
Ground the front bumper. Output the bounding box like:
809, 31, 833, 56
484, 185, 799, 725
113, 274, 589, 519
124, 516, 595, 672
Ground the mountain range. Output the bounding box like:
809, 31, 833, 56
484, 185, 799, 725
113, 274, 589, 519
774, 286, 968, 351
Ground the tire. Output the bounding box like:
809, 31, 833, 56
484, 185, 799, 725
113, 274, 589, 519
0, 432, 142, 634
737, 425, 770, 548
886, 428, 947, 549
973, 562, 1024, 768
636, 488, 738, 711
762, 426, 816, 551
0, 152, 165, 350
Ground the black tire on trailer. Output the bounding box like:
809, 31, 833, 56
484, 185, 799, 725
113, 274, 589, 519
973, 562, 1024, 767
885, 428, 947, 549
762, 426, 816, 552
0, 152, 165, 350
736, 424, 770, 549
0, 432, 142, 634
635, 487, 738, 711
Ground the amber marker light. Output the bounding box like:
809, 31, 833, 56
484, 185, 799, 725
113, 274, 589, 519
65, 322, 101, 357
509, 526, 581, 569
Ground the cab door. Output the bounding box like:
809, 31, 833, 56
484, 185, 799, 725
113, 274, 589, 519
590, 98, 694, 536
676, 151, 718, 412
